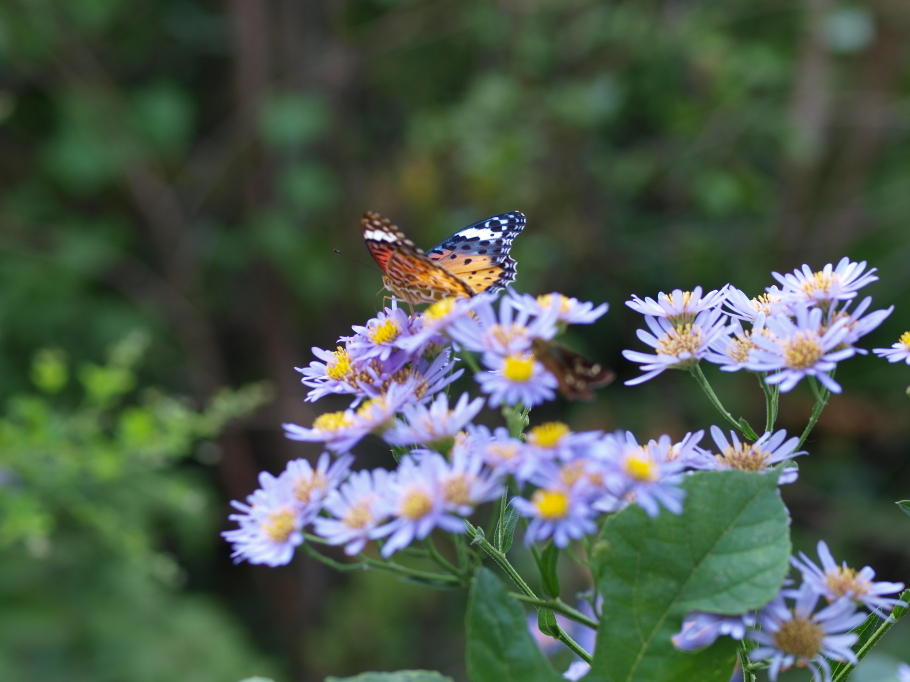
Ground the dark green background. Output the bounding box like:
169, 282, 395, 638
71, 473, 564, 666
0, 0, 908, 680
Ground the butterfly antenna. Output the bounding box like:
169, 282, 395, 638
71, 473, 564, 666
333, 249, 383, 274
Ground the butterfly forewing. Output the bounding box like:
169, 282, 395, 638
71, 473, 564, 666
532, 339, 615, 401
426, 211, 525, 295
361, 211, 474, 304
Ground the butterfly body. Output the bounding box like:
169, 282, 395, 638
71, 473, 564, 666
362, 211, 525, 305
532, 338, 616, 401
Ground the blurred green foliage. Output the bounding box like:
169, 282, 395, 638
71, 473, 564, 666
0, 0, 908, 679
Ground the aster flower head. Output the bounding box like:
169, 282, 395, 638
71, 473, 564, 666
283, 452, 354, 515
347, 306, 416, 361
465, 424, 533, 481
748, 583, 865, 682
874, 331, 910, 365
312, 468, 392, 556
395, 296, 475, 355
357, 347, 464, 404
447, 293, 559, 356
691, 426, 804, 484
772, 257, 878, 306
476, 351, 559, 408
372, 455, 465, 557
791, 540, 906, 617
382, 392, 485, 452
433, 446, 504, 516
593, 431, 686, 518
524, 421, 602, 463
626, 285, 728, 326
704, 314, 772, 372
824, 296, 893, 350
297, 345, 362, 402
745, 304, 856, 394
509, 290, 609, 326
222, 471, 304, 567
623, 308, 732, 385
672, 611, 756, 651
283, 380, 416, 453
512, 483, 598, 547
725, 286, 790, 322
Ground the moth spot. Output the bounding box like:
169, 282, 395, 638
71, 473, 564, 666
461, 244, 471, 250
478, 249, 487, 255
463, 258, 472, 265
450, 254, 457, 259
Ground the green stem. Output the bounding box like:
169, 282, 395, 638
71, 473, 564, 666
831, 591, 910, 682
758, 373, 779, 433
465, 521, 535, 598
552, 625, 593, 665
356, 553, 462, 585
461, 350, 482, 375
301, 543, 366, 572
425, 534, 463, 577
796, 376, 830, 450
509, 593, 599, 629
690, 363, 753, 437
738, 639, 756, 682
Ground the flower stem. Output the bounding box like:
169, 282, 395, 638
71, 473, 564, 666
552, 626, 593, 665
508, 593, 599, 629
690, 363, 756, 438
738, 639, 756, 682
465, 520, 535, 598
425, 534, 463, 578
796, 376, 830, 450
759, 373, 778, 433
461, 350, 482, 375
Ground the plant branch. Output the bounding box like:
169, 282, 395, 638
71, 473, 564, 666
509, 593, 599, 629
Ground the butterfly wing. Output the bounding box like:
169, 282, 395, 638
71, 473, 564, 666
361, 212, 474, 304
532, 339, 615, 401
426, 211, 525, 295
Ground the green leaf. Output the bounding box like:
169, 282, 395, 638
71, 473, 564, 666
493, 500, 519, 553
588, 470, 791, 682
326, 673, 453, 682
537, 607, 558, 636
466, 568, 564, 682
897, 500, 910, 517
536, 542, 560, 599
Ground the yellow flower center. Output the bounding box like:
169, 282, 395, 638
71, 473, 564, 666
664, 291, 697, 325
443, 475, 472, 507
263, 507, 296, 542
800, 271, 837, 298
772, 615, 824, 660
558, 461, 587, 488
400, 487, 433, 520
532, 489, 570, 520
727, 332, 757, 364
369, 317, 401, 345
624, 451, 658, 482
294, 471, 326, 504
537, 294, 572, 315
752, 292, 779, 315
313, 411, 355, 432
424, 298, 457, 323
716, 443, 770, 472
502, 353, 535, 382
527, 422, 570, 448
824, 566, 867, 599
489, 323, 529, 347
342, 498, 374, 529
781, 331, 824, 369
899, 331, 910, 349
656, 324, 703, 360
325, 347, 353, 381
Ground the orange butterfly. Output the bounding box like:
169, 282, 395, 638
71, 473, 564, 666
361, 211, 525, 305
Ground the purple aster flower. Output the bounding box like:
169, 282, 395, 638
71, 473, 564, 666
772, 257, 878, 306
372, 455, 466, 557
509, 290, 609, 325
704, 314, 771, 372
745, 304, 855, 393
523, 421, 602, 464
464, 424, 533, 482
297, 345, 362, 402
447, 293, 559, 356
898, 663, 910, 682
592, 431, 686, 518
476, 351, 559, 408
874, 331, 910, 365
222, 471, 304, 567
283, 452, 354, 515
563, 662, 590, 680
791, 540, 906, 617
623, 308, 732, 385
433, 446, 503, 515
626, 285, 728, 326
382, 392, 485, 451
672, 611, 756, 650
724, 286, 789, 322
283, 381, 415, 453
691, 426, 804, 484
348, 306, 416, 361
513, 483, 598, 547
395, 297, 475, 354
312, 468, 392, 556
825, 297, 893, 350
748, 583, 865, 682
356, 347, 464, 404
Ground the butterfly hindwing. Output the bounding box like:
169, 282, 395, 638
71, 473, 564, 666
532, 339, 615, 401
427, 211, 525, 295
361, 212, 474, 304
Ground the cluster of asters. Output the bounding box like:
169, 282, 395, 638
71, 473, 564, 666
624, 257, 900, 393
671, 540, 906, 682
